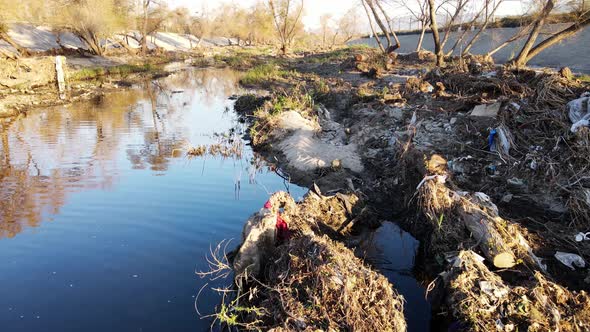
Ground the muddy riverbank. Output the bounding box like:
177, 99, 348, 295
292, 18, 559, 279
0, 47, 270, 119
225, 47, 590, 330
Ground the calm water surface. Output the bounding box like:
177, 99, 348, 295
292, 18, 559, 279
0, 67, 427, 331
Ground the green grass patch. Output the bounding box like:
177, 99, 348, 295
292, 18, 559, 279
240, 63, 291, 86
578, 74, 590, 83
69, 64, 156, 81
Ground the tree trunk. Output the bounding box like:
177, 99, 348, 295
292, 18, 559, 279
0, 31, 29, 56
521, 17, 590, 65
513, 0, 555, 67
428, 0, 444, 66
416, 21, 427, 52
366, 0, 393, 50
440, 0, 468, 49
361, 0, 385, 53
0, 47, 18, 59
375, 0, 400, 51
117, 37, 136, 55
78, 33, 103, 56
457, 205, 516, 268
141, 0, 150, 55
485, 25, 531, 57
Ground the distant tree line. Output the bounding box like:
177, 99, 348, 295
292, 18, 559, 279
361, 0, 589, 67
0, 0, 363, 57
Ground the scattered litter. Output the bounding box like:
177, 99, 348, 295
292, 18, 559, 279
501, 194, 513, 203
488, 128, 497, 151
567, 92, 590, 133
416, 174, 447, 190
494, 125, 513, 157
507, 102, 521, 111
529, 159, 538, 170
507, 178, 525, 188
481, 71, 497, 78
488, 125, 513, 157
446, 251, 485, 267
575, 232, 590, 242
470, 102, 501, 118
480, 280, 508, 298
554, 251, 586, 270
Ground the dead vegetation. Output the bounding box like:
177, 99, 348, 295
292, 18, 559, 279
223, 45, 590, 331
441, 250, 590, 331
201, 189, 405, 331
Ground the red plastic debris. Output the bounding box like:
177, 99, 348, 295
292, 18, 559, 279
263, 200, 272, 209
275, 213, 290, 243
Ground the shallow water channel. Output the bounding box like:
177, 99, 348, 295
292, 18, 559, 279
0, 68, 428, 331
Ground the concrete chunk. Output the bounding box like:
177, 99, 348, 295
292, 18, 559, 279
470, 102, 501, 118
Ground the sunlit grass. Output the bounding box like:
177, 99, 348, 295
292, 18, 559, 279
240, 63, 291, 86
69, 64, 156, 81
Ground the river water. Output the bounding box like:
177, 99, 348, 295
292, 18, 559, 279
0, 67, 428, 331
351, 25, 590, 74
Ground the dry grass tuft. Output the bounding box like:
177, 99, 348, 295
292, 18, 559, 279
252, 234, 407, 331
444, 250, 590, 332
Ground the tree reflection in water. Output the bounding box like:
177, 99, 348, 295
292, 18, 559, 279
0, 67, 252, 238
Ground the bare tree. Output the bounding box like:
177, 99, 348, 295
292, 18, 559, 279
139, 0, 169, 55
53, 0, 129, 55
0, 0, 30, 56
267, 0, 304, 55
362, 0, 400, 52
461, 0, 504, 56
337, 7, 362, 44
438, 0, 469, 51
428, 0, 444, 66
511, 0, 589, 67
427, 0, 471, 66
361, 0, 386, 52
447, 0, 488, 55
394, 0, 430, 51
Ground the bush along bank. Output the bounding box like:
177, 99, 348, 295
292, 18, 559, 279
202, 47, 590, 330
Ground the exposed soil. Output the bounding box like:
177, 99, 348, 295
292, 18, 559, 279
229, 47, 590, 331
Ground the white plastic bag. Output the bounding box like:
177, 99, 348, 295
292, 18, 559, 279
568, 92, 590, 133
554, 251, 586, 270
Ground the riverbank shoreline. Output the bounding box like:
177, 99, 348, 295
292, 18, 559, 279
0, 46, 275, 119
220, 47, 590, 330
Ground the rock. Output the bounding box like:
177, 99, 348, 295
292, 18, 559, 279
331, 159, 342, 169
450, 117, 457, 125
470, 102, 501, 118
384, 106, 403, 120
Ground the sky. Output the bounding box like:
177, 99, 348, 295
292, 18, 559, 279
168, 0, 528, 31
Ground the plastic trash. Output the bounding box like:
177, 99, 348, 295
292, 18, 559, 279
554, 251, 586, 270
575, 232, 590, 242
488, 128, 497, 151
495, 125, 513, 156
567, 92, 590, 133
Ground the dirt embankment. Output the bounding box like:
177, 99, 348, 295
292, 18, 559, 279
228, 47, 590, 330
0, 46, 266, 119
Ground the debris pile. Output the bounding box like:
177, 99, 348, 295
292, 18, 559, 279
228, 190, 406, 331
441, 250, 590, 331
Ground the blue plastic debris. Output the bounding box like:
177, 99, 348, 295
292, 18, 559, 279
488, 128, 497, 152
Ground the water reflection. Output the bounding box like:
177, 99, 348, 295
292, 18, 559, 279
0, 68, 246, 238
